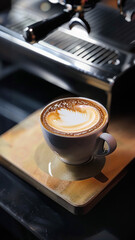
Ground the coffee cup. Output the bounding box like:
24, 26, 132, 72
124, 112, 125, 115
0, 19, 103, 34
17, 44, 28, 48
40, 97, 117, 165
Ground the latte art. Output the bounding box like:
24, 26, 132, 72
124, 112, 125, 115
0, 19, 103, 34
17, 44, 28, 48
41, 98, 107, 136
46, 105, 100, 133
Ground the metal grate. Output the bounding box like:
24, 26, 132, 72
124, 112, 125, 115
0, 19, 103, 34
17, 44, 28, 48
7, 16, 118, 67
45, 31, 118, 66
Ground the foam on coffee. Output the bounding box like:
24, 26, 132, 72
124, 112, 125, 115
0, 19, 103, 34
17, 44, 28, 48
46, 105, 100, 133
41, 98, 107, 136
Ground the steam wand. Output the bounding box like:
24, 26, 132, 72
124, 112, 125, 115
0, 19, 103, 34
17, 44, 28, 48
117, 0, 135, 22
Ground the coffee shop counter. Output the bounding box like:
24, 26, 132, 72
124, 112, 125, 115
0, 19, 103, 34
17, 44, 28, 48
0, 71, 135, 240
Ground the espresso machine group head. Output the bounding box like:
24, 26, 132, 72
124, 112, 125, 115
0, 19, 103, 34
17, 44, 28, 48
23, 0, 132, 44
23, 0, 99, 43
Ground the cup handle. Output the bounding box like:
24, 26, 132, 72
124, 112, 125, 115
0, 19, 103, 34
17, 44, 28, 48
96, 132, 117, 157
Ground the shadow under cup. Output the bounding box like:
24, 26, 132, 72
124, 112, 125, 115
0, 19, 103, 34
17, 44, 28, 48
40, 97, 117, 165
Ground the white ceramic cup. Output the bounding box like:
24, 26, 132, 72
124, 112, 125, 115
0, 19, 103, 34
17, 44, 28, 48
40, 97, 117, 165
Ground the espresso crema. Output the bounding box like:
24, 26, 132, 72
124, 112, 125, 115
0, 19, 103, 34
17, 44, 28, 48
41, 98, 107, 136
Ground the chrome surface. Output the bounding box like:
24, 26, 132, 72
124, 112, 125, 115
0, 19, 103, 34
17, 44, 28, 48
0, 0, 135, 111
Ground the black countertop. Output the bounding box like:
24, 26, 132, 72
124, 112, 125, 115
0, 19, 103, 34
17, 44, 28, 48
0, 159, 135, 240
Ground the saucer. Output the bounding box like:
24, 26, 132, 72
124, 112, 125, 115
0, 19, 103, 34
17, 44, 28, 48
35, 142, 105, 181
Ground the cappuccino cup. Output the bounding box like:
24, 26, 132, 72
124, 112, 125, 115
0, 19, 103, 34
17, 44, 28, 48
40, 97, 117, 165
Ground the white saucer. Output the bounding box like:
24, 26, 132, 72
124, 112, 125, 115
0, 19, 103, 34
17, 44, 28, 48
35, 142, 106, 181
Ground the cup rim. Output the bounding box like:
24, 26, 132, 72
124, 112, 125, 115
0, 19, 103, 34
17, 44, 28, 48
40, 97, 108, 138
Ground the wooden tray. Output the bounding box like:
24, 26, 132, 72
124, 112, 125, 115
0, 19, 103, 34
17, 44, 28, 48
0, 110, 135, 214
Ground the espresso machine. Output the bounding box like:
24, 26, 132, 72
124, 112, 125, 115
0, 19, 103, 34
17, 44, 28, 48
22, 0, 135, 113
0, 0, 135, 129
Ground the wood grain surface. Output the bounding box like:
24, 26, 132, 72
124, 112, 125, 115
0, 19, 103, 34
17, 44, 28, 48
0, 110, 135, 214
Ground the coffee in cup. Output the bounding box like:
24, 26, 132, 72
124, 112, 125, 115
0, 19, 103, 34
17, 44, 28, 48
40, 97, 117, 165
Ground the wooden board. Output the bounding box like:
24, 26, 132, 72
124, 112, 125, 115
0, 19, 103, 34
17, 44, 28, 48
0, 110, 135, 215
